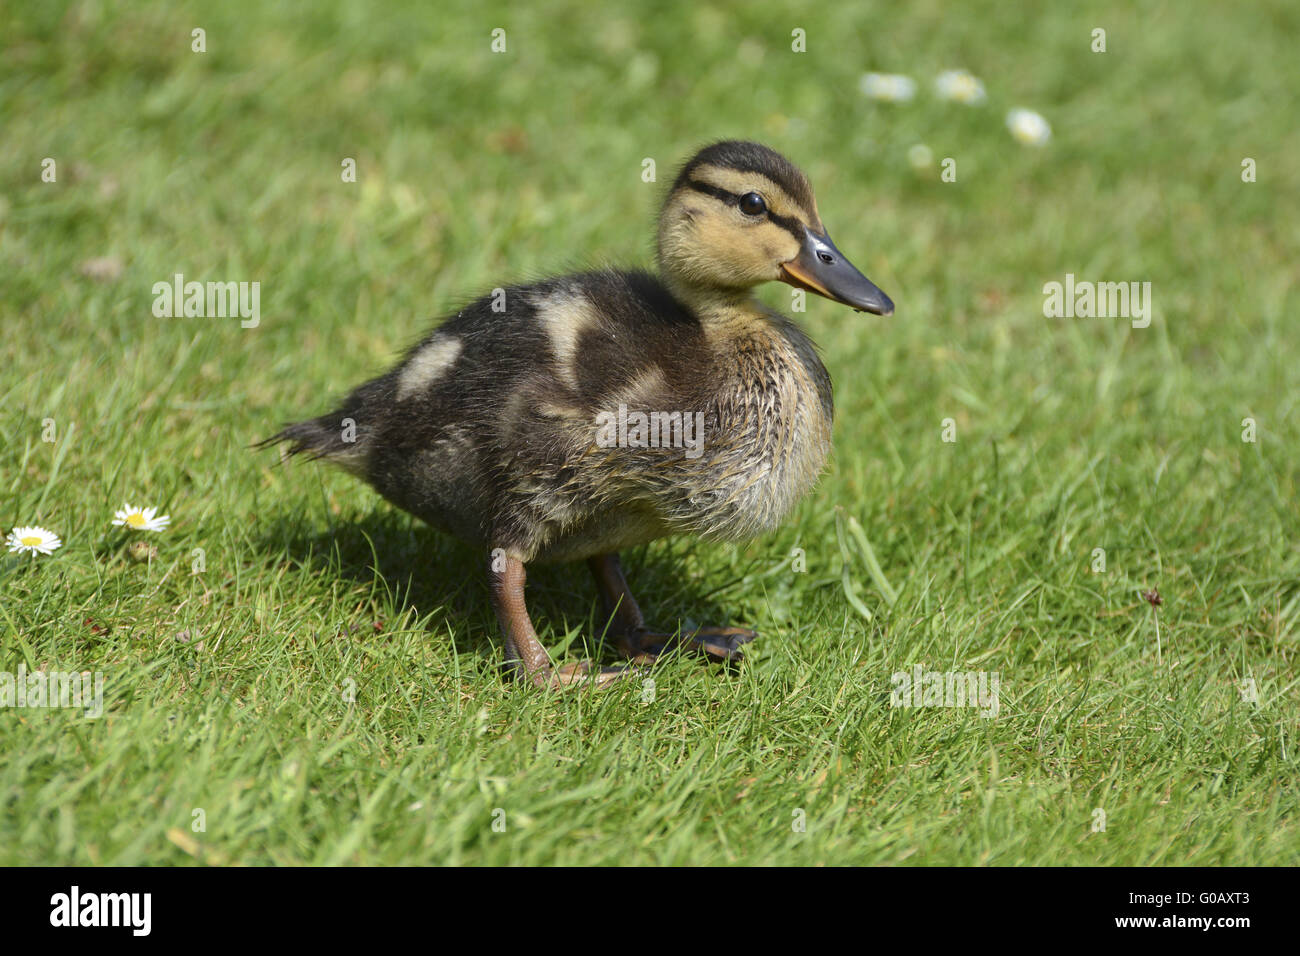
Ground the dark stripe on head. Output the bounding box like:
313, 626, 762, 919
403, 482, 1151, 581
673, 140, 817, 213
685, 179, 808, 241
686, 180, 737, 205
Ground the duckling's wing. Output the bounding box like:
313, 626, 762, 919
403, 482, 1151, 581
261, 270, 715, 552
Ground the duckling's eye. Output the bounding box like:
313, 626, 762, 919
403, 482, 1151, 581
738, 192, 767, 216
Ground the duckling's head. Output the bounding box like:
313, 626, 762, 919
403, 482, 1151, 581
658, 140, 893, 315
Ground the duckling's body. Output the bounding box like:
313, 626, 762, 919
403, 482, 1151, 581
293, 270, 832, 560
268, 141, 893, 687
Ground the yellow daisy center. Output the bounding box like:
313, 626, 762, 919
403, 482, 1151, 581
21, 535, 42, 547
127, 513, 147, 527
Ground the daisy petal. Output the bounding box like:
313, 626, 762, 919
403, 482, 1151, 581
7, 525, 62, 556
1007, 108, 1052, 146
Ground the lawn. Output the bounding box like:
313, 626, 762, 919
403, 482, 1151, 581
1, 0, 1297, 865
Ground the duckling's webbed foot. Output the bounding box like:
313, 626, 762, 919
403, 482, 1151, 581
624, 624, 755, 663
490, 552, 633, 689
587, 553, 757, 665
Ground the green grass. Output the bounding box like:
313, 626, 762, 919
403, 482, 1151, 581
2, 0, 1297, 865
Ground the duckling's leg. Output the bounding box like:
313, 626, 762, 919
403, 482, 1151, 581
490, 554, 631, 688
588, 553, 756, 664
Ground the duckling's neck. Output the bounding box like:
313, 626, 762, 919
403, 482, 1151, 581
657, 272, 769, 333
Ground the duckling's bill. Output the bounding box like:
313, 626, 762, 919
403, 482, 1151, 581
780, 227, 894, 315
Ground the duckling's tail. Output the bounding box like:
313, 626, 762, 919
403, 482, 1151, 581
259, 377, 391, 469
255, 414, 357, 464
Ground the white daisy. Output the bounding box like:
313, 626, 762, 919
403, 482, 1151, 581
935, 70, 986, 104
7, 526, 62, 556
859, 73, 916, 103
112, 503, 171, 532
1006, 108, 1051, 146
907, 144, 934, 169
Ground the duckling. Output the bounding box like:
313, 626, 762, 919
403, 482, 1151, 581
265, 141, 893, 688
